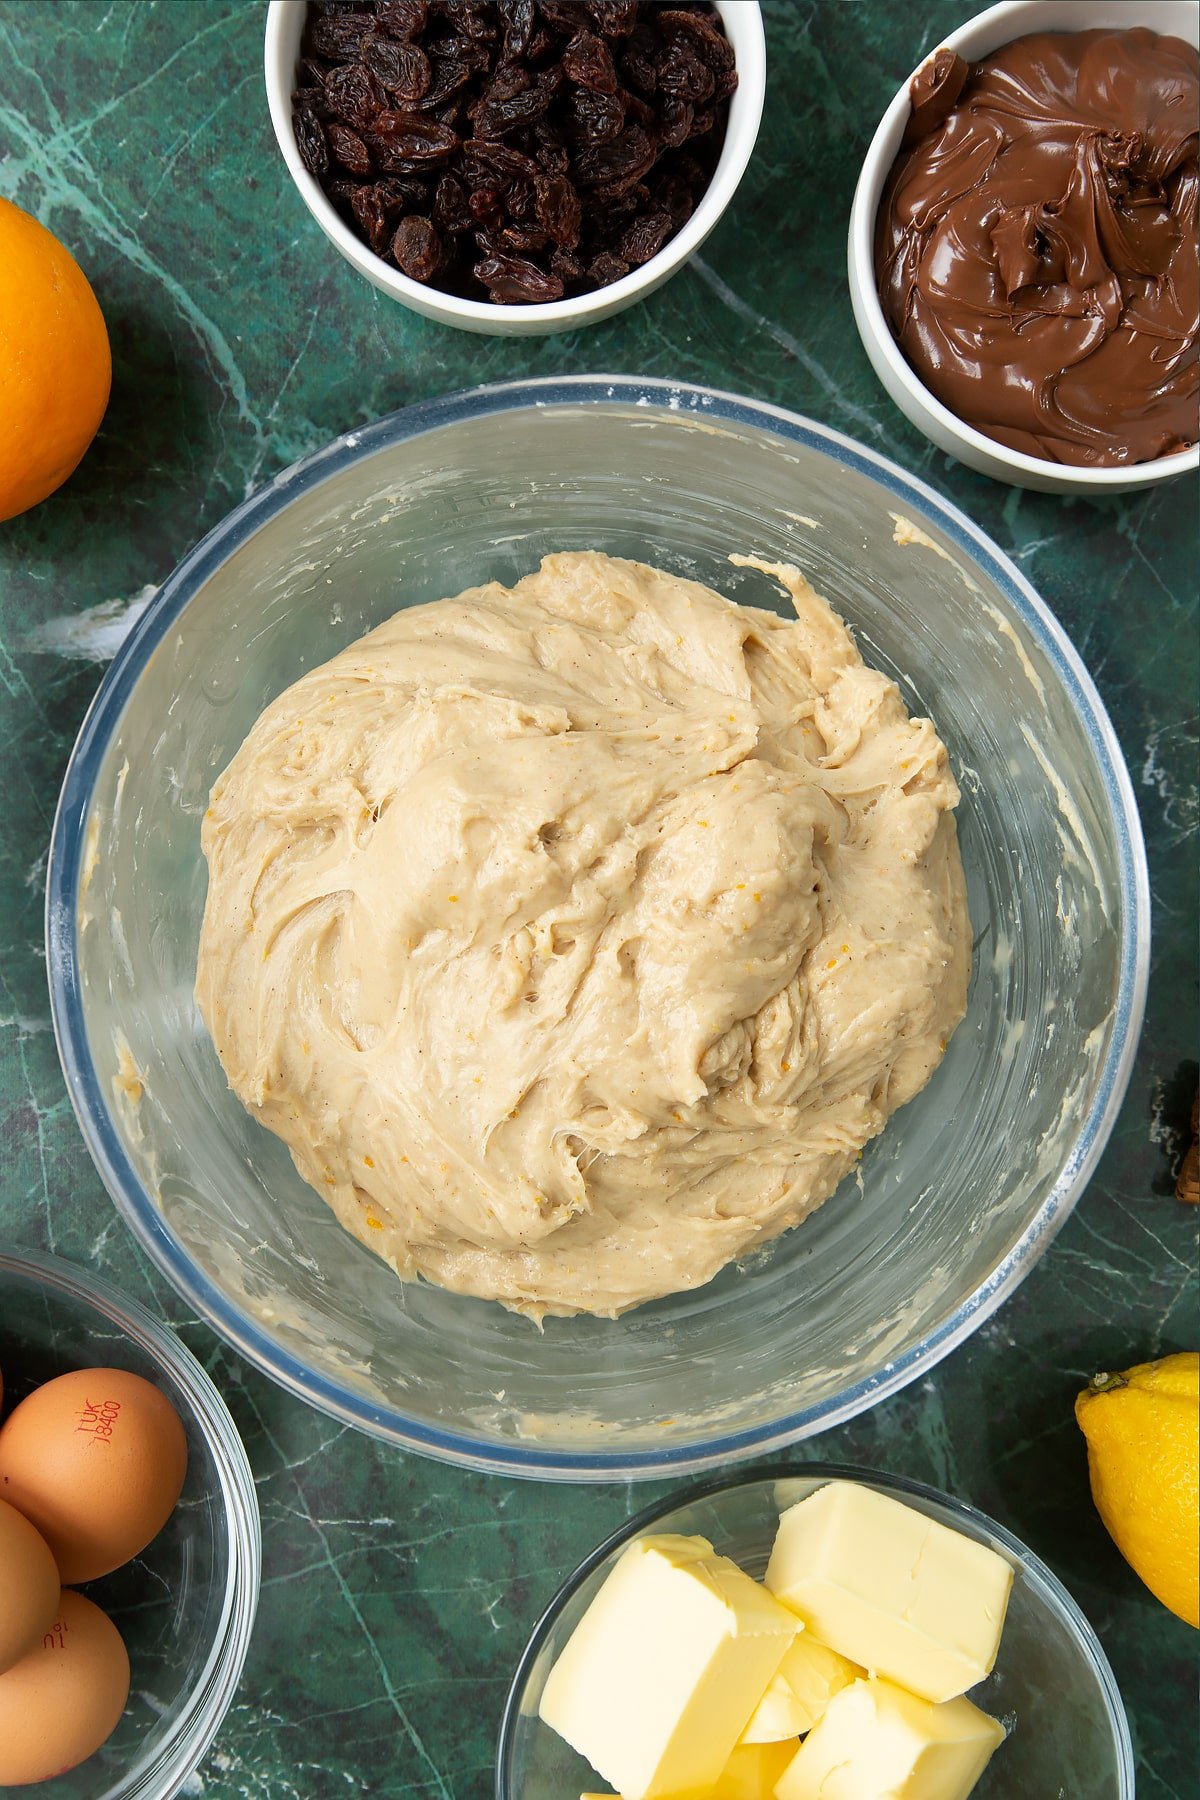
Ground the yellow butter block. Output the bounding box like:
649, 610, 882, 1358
540, 1534, 798, 1800
765, 1483, 1013, 1703
774, 1678, 1005, 1800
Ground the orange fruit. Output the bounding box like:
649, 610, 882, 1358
0, 196, 111, 523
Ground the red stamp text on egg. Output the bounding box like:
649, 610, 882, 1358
75, 1396, 121, 1442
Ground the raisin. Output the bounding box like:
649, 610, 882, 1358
550, 245, 585, 284
433, 172, 473, 232
657, 43, 714, 106
657, 8, 735, 73
575, 123, 656, 190
533, 172, 582, 245
323, 63, 387, 129
565, 87, 626, 146
364, 34, 432, 101
658, 95, 693, 149
307, 11, 373, 59
619, 207, 672, 264
391, 214, 445, 279
474, 250, 564, 302
472, 72, 557, 139
498, 0, 534, 59
327, 122, 374, 174
562, 29, 618, 94
588, 249, 629, 285
377, 0, 427, 35
368, 111, 460, 167
351, 179, 408, 251
294, 107, 330, 176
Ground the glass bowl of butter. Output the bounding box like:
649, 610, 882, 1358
497, 1465, 1134, 1800
47, 375, 1147, 1478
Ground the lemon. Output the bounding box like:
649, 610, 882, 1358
1075, 1351, 1199, 1627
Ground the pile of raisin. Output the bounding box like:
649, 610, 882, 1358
291, 0, 737, 305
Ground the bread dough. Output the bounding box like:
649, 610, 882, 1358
197, 552, 970, 1318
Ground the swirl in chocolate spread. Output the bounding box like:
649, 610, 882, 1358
876, 29, 1199, 467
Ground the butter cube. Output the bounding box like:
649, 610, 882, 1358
775, 1678, 1005, 1800
765, 1484, 1012, 1703
743, 1632, 864, 1741
540, 1534, 798, 1800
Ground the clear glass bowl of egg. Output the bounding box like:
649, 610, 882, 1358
497, 1465, 1135, 1800
0, 1247, 260, 1799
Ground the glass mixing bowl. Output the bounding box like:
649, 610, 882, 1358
497, 1466, 1134, 1800
0, 1248, 260, 1799
46, 377, 1148, 1479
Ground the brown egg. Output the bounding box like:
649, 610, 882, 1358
0, 1367, 187, 1583
0, 1589, 130, 1785
0, 1498, 61, 1675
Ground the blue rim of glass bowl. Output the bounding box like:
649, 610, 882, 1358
494, 1462, 1136, 1799
46, 375, 1151, 1480
0, 1246, 261, 1800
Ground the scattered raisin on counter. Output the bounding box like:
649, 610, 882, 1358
291, 0, 737, 305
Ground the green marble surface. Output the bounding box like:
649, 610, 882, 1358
0, 1, 1196, 1795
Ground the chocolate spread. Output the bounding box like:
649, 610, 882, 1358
876, 28, 1199, 467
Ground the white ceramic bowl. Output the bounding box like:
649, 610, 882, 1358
848, 0, 1200, 494
264, 0, 765, 336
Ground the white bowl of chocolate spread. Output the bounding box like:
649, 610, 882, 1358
849, 0, 1200, 493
